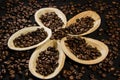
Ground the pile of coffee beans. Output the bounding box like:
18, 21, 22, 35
40, 12, 64, 32
0, 0, 120, 80
13, 28, 47, 47
67, 16, 94, 35
51, 16, 94, 40
36, 47, 59, 76
65, 36, 101, 60
50, 28, 67, 40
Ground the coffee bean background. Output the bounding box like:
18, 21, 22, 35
0, 0, 120, 80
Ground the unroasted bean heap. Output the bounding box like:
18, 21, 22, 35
67, 16, 94, 35
65, 36, 101, 60
36, 47, 59, 76
13, 28, 47, 47
40, 12, 64, 32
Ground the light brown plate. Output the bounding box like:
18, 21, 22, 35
66, 10, 101, 36
29, 40, 66, 79
8, 26, 52, 51
61, 37, 109, 65
35, 7, 67, 29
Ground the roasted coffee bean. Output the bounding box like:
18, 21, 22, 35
69, 75, 74, 80
90, 74, 95, 78
10, 74, 15, 79
40, 12, 64, 32
13, 28, 47, 47
101, 73, 106, 78
1, 69, 6, 74
65, 36, 101, 60
0, 76, 3, 79
36, 47, 59, 76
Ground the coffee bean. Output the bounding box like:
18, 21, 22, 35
10, 74, 15, 79
90, 74, 95, 78
0, 76, 3, 79
1, 69, 6, 74
110, 67, 115, 71
101, 73, 106, 78
69, 75, 74, 80
25, 72, 29, 77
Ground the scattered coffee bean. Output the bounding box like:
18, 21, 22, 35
36, 47, 59, 76
62, 60, 85, 80
40, 12, 64, 32
13, 28, 48, 47
90, 74, 95, 78
101, 73, 106, 78
65, 36, 101, 60
69, 75, 74, 80
10, 74, 15, 79
0, 76, 3, 80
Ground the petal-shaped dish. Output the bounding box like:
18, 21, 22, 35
8, 26, 52, 51
61, 37, 109, 65
66, 10, 101, 36
35, 7, 67, 29
29, 40, 66, 79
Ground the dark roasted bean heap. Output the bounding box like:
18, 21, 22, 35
0, 0, 120, 80
36, 47, 59, 76
13, 28, 47, 47
51, 28, 67, 40
51, 17, 94, 40
40, 12, 64, 32
65, 36, 101, 60
67, 16, 95, 35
